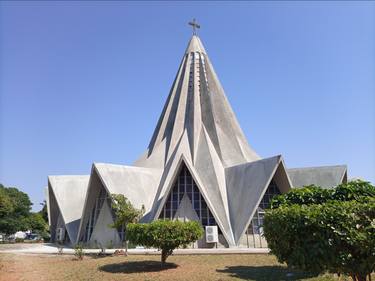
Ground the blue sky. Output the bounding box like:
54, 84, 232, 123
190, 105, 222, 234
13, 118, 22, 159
0, 1, 374, 211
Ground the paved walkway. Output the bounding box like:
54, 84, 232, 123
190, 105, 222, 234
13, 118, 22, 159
0, 243, 269, 255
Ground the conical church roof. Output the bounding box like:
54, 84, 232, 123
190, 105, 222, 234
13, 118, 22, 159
135, 35, 260, 169
77, 34, 292, 247
53, 31, 346, 248
132, 34, 268, 247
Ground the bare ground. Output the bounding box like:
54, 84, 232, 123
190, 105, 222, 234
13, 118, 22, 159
0, 252, 347, 281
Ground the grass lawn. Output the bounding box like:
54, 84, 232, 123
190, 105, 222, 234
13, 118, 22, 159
0, 253, 365, 281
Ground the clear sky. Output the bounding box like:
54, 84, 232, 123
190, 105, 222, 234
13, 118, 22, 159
0, 1, 374, 211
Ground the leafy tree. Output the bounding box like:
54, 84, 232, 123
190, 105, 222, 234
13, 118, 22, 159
264, 180, 375, 281
4, 186, 32, 217
27, 213, 49, 239
0, 187, 13, 219
110, 194, 144, 255
0, 184, 49, 239
127, 220, 204, 265
0, 184, 33, 234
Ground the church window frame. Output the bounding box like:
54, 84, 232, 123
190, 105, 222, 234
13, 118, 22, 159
158, 162, 222, 234
246, 179, 281, 248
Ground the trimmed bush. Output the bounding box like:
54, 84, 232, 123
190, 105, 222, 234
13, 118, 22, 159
264, 180, 375, 281
270, 180, 375, 209
127, 220, 203, 265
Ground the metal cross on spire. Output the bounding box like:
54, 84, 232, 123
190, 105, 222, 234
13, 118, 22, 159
188, 18, 200, 35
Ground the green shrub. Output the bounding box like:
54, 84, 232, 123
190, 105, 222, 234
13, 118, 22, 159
270, 185, 330, 209
270, 180, 375, 209
127, 220, 204, 265
264, 180, 375, 281
74, 243, 84, 260
15, 238, 24, 243
332, 180, 375, 201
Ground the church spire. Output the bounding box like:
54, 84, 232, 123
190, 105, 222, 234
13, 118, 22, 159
135, 31, 260, 169
186, 19, 205, 54
185, 34, 206, 54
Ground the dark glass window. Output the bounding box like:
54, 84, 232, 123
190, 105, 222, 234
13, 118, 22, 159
158, 163, 221, 233
83, 188, 110, 242
248, 179, 281, 235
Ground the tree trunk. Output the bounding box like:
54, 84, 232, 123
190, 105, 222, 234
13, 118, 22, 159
161, 249, 172, 266
356, 274, 367, 281
351, 273, 368, 281
161, 250, 167, 266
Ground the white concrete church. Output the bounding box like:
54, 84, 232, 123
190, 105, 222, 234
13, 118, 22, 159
46, 27, 347, 248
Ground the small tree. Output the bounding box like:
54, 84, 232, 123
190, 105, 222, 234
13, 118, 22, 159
74, 243, 84, 260
127, 220, 204, 265
110, 194, 144, 255
264, 180, 375, 281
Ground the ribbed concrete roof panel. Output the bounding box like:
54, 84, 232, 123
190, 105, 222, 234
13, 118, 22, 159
94, 163, 162, 212
137, 35, 260, 169
225, 156, 282, 244
288, 165, 347, 189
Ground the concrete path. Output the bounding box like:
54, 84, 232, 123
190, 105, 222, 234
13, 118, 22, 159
0, 243, 269, 255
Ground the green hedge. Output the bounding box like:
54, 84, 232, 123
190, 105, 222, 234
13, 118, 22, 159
270, 180, 375, 209
264, 180, 375, 281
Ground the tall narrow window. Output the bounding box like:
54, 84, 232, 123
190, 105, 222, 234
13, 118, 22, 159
83, 188, 110, 242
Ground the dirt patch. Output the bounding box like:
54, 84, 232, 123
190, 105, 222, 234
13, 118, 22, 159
0, 253, 365, 281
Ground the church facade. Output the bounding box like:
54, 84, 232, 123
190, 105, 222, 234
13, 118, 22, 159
46, 34, 347, 248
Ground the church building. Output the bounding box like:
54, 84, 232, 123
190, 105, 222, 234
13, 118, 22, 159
46, 25, 347, 248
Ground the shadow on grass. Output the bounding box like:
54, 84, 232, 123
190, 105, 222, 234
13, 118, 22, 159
99, 260, 178, 274
217, 265, 319, 281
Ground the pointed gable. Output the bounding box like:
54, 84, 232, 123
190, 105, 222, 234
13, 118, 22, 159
225, 156, 292, 244
48, 175, 89, 243
158, 162, 223, 233
94, 163, 162, 212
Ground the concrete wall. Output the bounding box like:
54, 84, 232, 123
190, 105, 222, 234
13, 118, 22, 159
238, 232, 268, 248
